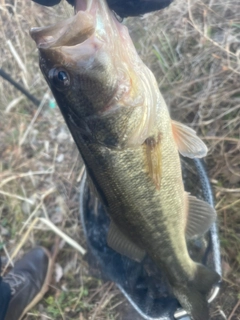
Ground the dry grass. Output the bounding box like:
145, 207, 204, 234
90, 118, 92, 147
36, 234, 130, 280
0, 0, 240, 319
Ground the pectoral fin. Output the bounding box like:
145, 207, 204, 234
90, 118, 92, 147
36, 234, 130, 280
185, 193, 216, 239
171, 120, 208, 158
107, 221, 146, 262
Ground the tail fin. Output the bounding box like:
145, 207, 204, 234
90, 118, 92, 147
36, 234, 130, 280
173, 264, 220, 320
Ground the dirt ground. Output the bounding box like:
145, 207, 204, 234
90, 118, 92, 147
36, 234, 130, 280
0, 0, 240, 319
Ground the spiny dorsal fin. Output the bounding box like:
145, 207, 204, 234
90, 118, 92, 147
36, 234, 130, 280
107, 221, 146, 262
185, 193, 217, 239
144, 135, 162, 189
171, 120, 208, 158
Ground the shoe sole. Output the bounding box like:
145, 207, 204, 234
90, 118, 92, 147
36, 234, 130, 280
19, 247, 54, 320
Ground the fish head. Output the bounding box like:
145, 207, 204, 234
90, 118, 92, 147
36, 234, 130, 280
30, 0, 158, 147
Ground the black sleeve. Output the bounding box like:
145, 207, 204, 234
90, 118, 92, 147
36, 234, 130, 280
0, 257, 11, 320
31, 0, 174, 18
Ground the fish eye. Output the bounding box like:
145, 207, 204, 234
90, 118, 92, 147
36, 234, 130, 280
48, 68, 70, 89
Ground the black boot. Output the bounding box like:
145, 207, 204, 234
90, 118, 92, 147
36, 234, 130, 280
2, 247, 53, 320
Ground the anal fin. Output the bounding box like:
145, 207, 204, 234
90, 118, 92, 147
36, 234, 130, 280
107, 221, 145, 262
185, 193, 217, 239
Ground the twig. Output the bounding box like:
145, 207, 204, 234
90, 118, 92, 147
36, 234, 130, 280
187, 0, 237, 60
203, 137, 239, 143
38, 218, 86, 255
0, 190, 34, 204
228, 299, 240, 320
91, 283, 114, 320
6, 40, 27, 75
2, 217, 86, 274
19, 91, 49, 146
77, 165, 86, 182
0, 170, 54, 188
218, 199, 240, 212
5, 96, 24, 113
19, 187, 56, 234
215, 187, 240, 193
200, 104, 240, 125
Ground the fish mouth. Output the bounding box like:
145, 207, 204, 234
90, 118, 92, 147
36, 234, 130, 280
30, 0, 105, 50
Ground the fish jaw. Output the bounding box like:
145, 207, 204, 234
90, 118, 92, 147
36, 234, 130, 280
30, 0, 120, 49
30, 0, 158, 148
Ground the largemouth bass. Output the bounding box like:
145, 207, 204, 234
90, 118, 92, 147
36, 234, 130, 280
30, 0, 220, 318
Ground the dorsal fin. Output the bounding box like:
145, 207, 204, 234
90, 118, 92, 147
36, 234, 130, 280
107, 221, 146, 262
171, 120, 208, 158
185, 193, 216, 239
